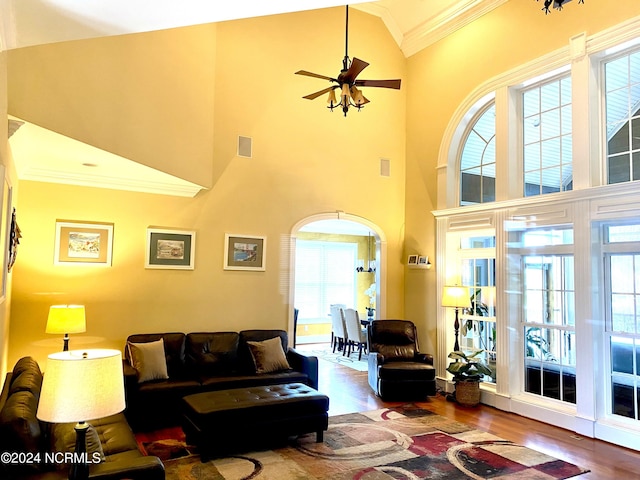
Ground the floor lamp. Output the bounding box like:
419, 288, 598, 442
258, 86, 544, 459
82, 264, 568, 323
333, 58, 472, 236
37, 349, 125, 480
442, 286, 471, 352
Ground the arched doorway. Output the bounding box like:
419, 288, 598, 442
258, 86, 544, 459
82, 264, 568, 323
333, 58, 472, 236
289, 212, 387, 346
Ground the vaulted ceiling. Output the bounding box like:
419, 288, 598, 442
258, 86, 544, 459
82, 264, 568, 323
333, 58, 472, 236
5, 0, 505, 196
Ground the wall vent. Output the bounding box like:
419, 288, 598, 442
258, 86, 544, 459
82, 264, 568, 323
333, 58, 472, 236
380, 158, 390, 177
238, 136, 252, 158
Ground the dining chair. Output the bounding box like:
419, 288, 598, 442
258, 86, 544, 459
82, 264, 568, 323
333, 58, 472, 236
329, 304, 348, 354
344, 308, 368, 360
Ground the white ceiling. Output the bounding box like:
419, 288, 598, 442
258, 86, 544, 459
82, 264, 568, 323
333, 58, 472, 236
4, 0, 505, 197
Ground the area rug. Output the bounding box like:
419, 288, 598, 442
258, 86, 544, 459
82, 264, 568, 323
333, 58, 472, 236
140, 404, 589, 479
305, 346, 368, 372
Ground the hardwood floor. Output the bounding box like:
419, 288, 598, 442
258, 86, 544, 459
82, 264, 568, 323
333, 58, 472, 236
308, 345, 640, 479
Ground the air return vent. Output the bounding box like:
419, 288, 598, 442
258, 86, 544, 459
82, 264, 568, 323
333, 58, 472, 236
380, 158, 390, 177
238, 136, 252, 158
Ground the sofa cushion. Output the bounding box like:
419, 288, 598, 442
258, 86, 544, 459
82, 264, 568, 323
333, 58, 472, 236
128, 339, 169, 383
9, 361, 43, 397
51, 422, 105, 468
247, 336, 291, 374
186, 332, 240, 377
0, 390, 42, 475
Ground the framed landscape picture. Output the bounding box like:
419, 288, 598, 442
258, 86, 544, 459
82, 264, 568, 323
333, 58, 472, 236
146, 228, 195, 270
54, 220, 114, 266
224, 234, 266, 271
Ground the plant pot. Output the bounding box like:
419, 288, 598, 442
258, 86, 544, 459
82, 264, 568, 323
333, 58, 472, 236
455, 379, 480, 407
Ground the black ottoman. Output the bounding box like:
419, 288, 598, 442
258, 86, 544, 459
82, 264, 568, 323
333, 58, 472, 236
182, 383, 329, 460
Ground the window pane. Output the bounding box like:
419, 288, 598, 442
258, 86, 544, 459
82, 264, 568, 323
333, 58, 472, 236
609, 154, 631, 184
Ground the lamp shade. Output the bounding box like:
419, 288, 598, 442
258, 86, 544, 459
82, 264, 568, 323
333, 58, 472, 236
46, 305, 86, 334
442, 286, 471, 309
37, 349, 125, 424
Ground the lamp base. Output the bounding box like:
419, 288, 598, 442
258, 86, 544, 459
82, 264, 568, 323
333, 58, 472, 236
69, 422, 89, 480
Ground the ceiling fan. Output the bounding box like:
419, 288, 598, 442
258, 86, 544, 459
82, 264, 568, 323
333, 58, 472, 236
295, 5, 401, 117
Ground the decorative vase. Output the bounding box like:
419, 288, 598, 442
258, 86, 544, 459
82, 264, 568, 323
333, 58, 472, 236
455, 379, 481, 407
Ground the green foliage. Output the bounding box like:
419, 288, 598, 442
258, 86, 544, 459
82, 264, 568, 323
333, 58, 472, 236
446, 349, 493, 382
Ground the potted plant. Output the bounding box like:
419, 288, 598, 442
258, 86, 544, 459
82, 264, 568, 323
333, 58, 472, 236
446, 349, 493, 407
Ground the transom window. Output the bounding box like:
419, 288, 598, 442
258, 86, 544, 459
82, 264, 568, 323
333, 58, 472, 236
459, 103, 496, 205
522, 75, 573, 197
604, 49, 640, 184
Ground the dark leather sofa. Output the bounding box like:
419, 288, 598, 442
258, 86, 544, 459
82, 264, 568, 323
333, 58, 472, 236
123, 329, 319, 430
0, 357, 164, 480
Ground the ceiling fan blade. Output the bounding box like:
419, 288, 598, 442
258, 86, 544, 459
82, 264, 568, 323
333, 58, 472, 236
341, 57, 369, 84
295, 70, 337, 82
355, 79, 402, 89
302, 86, 337, 100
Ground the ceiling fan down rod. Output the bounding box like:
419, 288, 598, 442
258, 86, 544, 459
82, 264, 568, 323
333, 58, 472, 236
343, 5, 350, 73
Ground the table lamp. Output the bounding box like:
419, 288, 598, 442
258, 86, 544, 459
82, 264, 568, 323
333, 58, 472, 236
46, 305, 86, 351
442, 286, 471, 351
36, 349, 125, 480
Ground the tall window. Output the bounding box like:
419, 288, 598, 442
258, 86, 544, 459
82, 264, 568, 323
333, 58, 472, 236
295, 240, 357, 322
604, 49, 640, 184
459, 234, 497, 383
604, 223, 640, 421
523, 75, 573, 196
460, 103, 496, 205
520, 228, 576, 403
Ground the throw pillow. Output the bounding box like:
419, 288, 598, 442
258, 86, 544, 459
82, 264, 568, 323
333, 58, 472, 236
246, 336, 291, 374
127, 339, 169, 383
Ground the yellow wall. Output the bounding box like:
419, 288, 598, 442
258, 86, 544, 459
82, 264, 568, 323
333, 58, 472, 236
403, 1, 640, 355
6, 8, 408, 368
0, 48, 19, 377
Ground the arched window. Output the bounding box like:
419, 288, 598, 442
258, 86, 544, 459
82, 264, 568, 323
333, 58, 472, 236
459, 103, 496, 205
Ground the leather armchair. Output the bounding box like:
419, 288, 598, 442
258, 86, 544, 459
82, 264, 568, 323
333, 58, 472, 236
367, 320, 436, 400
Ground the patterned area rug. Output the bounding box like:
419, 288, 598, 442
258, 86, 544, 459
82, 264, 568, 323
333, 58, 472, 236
139, 404, 589, 479
305, 347, 368, 372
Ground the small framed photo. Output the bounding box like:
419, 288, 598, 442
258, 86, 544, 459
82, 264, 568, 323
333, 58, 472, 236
418, 256, 428, 265
224, 234, 266, 271
55, 220, 114, 266
146, 228, 195, 270
407, 254, 418, 265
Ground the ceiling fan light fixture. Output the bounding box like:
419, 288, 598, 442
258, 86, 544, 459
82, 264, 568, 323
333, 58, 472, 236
295, 5, 401, 118
327, 89, 337, 106
351, 86, 365, 105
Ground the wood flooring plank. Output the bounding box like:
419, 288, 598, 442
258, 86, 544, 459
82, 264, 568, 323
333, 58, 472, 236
308, 346, 640, 479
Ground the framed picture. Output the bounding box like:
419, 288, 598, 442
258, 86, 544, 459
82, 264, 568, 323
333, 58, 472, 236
146, 228, 195, 270
407, 254, 418, 265
54, 220, 114, 266
0, 171, 11, 301
418, 255, 428, 265
224, 234, 266, 271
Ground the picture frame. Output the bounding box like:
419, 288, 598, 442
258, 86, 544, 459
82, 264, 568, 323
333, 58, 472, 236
0, 171, 11, 301
54, 220, 114, 266
418, 255, 428, 265
407, 254, 418, 265
224, 234, 266, 271
146, 228, 195, 270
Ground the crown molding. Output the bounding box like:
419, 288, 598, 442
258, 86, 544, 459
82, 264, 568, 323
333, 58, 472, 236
20, 167, 206, 197
356, 0, 507, 58
401, 0, 508, 57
